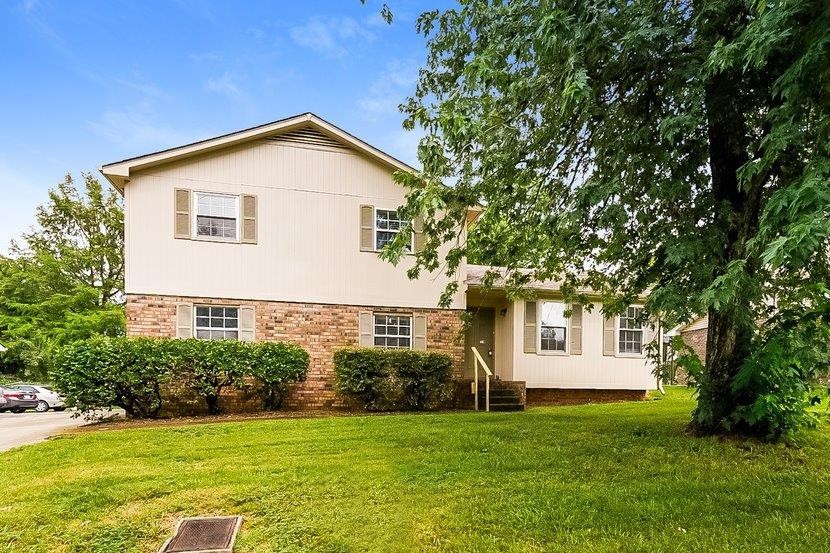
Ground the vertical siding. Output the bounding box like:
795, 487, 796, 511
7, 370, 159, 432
510, 300, 655, 390
125, 140, 465, 309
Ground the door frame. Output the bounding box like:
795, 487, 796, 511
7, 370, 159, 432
465, 307, 496, 377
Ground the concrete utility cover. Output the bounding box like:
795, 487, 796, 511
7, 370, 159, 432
159, 516, 243, 553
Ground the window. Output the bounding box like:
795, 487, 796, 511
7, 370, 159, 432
373, 314, 412, 349
540, 301, 568, 352
195, 306, 239, 340
195, 192, 238, 240
618, 306, 644, 354
375, 209, 411, 251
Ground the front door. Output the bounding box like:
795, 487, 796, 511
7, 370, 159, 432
465, 308, 496, 377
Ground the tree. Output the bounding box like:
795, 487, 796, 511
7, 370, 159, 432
382, 0, 830, 438
0, 173, 124, 379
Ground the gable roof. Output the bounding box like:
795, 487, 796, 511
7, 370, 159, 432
99, 113, 416, 193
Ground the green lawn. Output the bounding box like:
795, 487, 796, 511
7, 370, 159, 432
2, 388, 830, 552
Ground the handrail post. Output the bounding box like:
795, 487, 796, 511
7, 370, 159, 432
474, 354, 479, 411
485, 373, 490, 412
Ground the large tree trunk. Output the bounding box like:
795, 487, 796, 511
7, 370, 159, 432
691, 1, 764, 434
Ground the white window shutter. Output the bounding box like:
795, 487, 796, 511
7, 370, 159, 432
570, 304, 583, 355
174, 189, 191, 239
240, 306, 255, 341
603, 315, 616, 356
413, 314, 427, 350
176, 304, 193, 338
358, 311, 374, 347
241, 194, 257, 244
360, 205, 374, 252
523, 300, 537, 354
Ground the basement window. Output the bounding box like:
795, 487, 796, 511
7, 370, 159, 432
373, 314, 412, 349
195, 306, 239, 340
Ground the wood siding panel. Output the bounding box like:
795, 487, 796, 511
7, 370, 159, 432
125, 140, 465, 309
511, 300, 654, 390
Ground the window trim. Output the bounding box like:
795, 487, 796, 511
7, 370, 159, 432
373, 207, 413, 253
192, 191, 241, 243
616, 305, 645, 357
537, 300, 570, 355
194, 304, 240, 341
372, 312, 413, 350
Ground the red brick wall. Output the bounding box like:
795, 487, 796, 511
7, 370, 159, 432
126, 294, 465, 411
682, 328, 707, 365
526, 388, 647, 406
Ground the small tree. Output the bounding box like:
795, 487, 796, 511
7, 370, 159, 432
0, 173, 124, 379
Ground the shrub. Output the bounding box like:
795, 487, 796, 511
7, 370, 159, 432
334, 348, 454, 411
53, 337, 309, 418
170, 339, 252, 415
249, 342, 309, 410
53, 337, 172, 419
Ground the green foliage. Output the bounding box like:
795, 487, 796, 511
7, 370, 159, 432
249, 341, 310, 410
0, 173, 124, 380
382, 0, 830, 438
5, 389, 830, 552
53, 337, 171, 419
52, 337, 309, 418
170, 339, 251, 415
334, 348, 454, 411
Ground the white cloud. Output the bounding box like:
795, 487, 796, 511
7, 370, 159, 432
359, 59, 419, 120
289, 16, 375, 57
206, 72, 244, 100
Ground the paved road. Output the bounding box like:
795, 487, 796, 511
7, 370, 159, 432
0, 410, 86, 452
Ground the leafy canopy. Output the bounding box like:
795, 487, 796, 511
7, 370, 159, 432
381, 0, 830, 437
0, 173, 125, 379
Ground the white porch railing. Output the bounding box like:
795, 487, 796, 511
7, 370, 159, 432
470, 346, 492, 412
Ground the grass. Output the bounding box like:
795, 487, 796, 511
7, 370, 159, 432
1, 388, 830, 552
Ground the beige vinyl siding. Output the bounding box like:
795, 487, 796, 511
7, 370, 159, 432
124, 139, 465, 309
510, 299, 654, 390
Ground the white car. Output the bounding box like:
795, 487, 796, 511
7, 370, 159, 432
11, 384, 66, 412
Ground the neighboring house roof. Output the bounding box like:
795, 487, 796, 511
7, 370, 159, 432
99, 112, 417, 193
679, 315, 708, 333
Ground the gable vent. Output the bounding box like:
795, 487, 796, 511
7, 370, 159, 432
266, 127, 349, 151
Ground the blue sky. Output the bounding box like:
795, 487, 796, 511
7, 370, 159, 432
0, 0, 449, 252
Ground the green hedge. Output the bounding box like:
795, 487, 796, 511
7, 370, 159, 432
53, 337, 308, 418
333, 348, 454, 411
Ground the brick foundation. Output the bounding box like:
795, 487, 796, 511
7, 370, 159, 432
526, 388, 648, 406
126, 294, 465, 412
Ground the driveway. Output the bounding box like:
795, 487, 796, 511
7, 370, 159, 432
0, 410, 86, 452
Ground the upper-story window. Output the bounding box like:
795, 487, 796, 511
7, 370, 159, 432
540, 301, 568, 352
195, 305, 239, 340
375, 209, 412, 252
195, 192, 239, 240
618, 306, 644, 354
373, 314, 412, 349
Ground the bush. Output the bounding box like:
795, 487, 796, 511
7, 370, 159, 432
53, 337, 172, 419
52, 337, 309, 418
250, 342, 309, 410
334, 348, 454, 411
171, 339, 251, 415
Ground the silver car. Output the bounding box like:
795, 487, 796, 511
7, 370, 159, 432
11, 384, 67, 412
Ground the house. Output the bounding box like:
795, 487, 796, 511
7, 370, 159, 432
679, 315, 708, 366
100, 113, 657, 411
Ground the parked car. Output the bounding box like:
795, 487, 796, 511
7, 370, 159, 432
10, 384, 66, 412
0, 386, 40, 413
